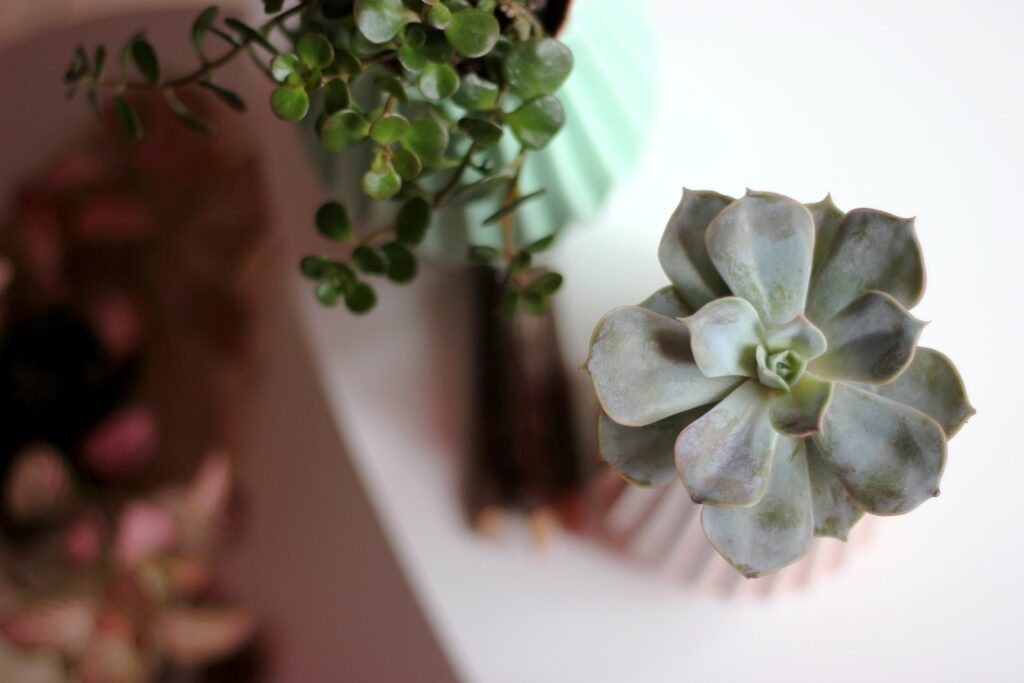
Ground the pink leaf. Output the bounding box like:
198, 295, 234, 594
3, 444, 73, 523
74, 634, 146, 683
87, 291, 145, 359
0, 596, 96, 657
81, 405, 158, 478
186, 453, 232, 526
63, 514, 105, 565
114, 501, 178, 569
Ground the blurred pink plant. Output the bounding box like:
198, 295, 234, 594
74, 193, 154, 243
87, 291, 145, 360
64, 514, 104, 566
1, 453, 255, 683
4, 443, 74, 524
81, 405, 158, 478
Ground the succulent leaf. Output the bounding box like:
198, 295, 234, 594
705, 191, 816, 327
768, 374, 833, 437
657, 189, 733, 310
859, 347, 975, 437
764, 314, 827, 361
587, 306, 740, 426
638, 285, 692, 318
598, 406, 710, 488
805, 439, 864, 540
806, 194, 845, 269
700, 437, 812, 578
684, 296, 764, 378
815, 383, 946, 515
807, 209, 925, 324
811, 290, 925, 384
675, 380, 778, 507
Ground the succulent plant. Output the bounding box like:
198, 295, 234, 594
586, 189, 973, 578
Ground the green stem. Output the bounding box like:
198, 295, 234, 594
101, 1, 309, 91
433, 143, 479, 209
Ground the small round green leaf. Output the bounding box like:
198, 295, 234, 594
528, 271, 563, 295
444, 9, 499, 58
333, 47, 362, 77
508, 95, 565, 150
509, 250, 532, 274
270, 86, 309, 121
192, 6, 219, 59
164, 89, 214, 134
65, 46, 88, 83
397, 44, 428, 72
499, 289, 519, 316
453, 73, 499, 110
396, 197, 431, 245
521, 290, 549, 315
345, 281, 377, 314
374, 74, 408, 102
418, 62, 459, 100
427, 4, 452, 29
113, 95, 143, 140
93, 45, 106, 78
271, 53, 300, 83
297, 34, 335, 68
316, 201, 352, 241
458, 116, 502, 147
320, 110, 370, 150
323, 79, 351, 114
353, 245, 387, 274
382, 242, 417, 283
468, 245, 500, 263
354, 0, 415, 44
300, 255, 329, 279
401, 118, 449, 165
505, 38, 573, 99
199, 80, 247, 112
361, 164, 402, 199
421, 30, 455, 63
316, 280, 342, 306
525, 234, 555, 253
224, 18, 277, 54
392, 147, 422, 180
403, 25, 427, 48
131, 39, 161, 84
370, 114, 410, 144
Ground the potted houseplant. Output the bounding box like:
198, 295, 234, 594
62, 0, 657, 533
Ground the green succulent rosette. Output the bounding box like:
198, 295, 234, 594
586, 190, 974, 578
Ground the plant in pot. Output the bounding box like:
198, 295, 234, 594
585, 189, 974, 577
61, 0, 659, 538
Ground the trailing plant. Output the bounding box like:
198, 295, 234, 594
64, 0, 574, 315
586, 190, 974, 577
